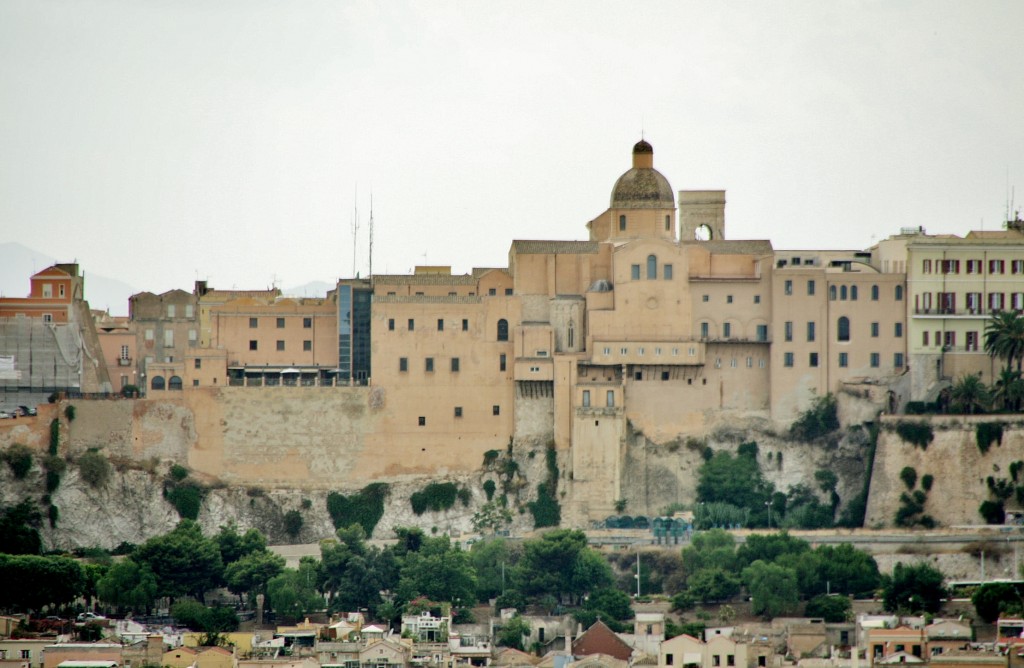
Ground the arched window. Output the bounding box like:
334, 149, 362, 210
837, 317, 850, 342
497, 319, 509, 342
851, 285, 858, 301
619, 215, 626, 231
567, 321, 575, 350
829, 285, 837, 300
169, 375, 183, 390
871, 285, 879, 301
151, 375, 166, 391
665, 215, 671, 231
895, 285, 904, 300
840, 285, 848, 300
646, 255, 657, 280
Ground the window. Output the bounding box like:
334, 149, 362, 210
619, 214, 626, 231
784, 352, 794, 367
990, 292, 1006, 311
895, 285, 903, 300
59, 283, 66, 298
728, 656, 735, 667
606, 390, 615, 407
454, 406, 462, 418
497, 319, 509, 341
807, 321, 816, 342
871, 285, 879, 300
895, 352, 905, 367
829, 285, 837, 300
451, 358, 460, 372
746, 356, 753, 368
42, 283, 52, 297
145, 328, 154, 341
664, 264, 673, 279
164, 330, 174, 347
303, 317, 312, 328
851, 285, 858, 300
726, 295, 734, 304
1014, 260, 1024, 274
666, 655, 674, 666
665, 214, 671, 231
488, 288, 496, 296
437, 318, 444, 331
631, 264, 640, 280
276, 340, 285, 351
399, 357, 408, 372
567, 321, 575, 349
807, 280, 815, 295
990, 259, 1006, 274
941, 259, 960, 274
408, 318, 415, 330
1014, 293, 1024, 310
701, 322, 709, 338
492, 405, 501, 415
388, 318, 395, 331
784, 280, 793, 295
966, 331, 979, 351
757, 324, 768, 342
21, 651, 31, 660
966, 259, 981, 273
837, 317, 850, 341
723, 322, 732, 338
167, 304, 176, 318
939, 291, 956, 313
188, 329, 197, 342
784, 321, 793, 341
839, 352, 849, 367
582, 390, 591, 407
425, 358, 434, 372
809, 352, 819, 367
647, 255, 657, 279
870, 352, 880, 367
120, 345, 130, 360
730, 358, 737, 367
840, 285, 848, 300
194, 358, 202, 369
871, 322, 879, 337
249, 317, 258, 328
151, 375, 165, 390
895, 323, 903, 337
713, 656, 721, 667
923, 259, 932, 273
702, 294, 710, 302
754, 294, 761, 304
499, 353, 506, 371
923, 331, 930, 346
41, 312, 52, 322
303, 340, 312, 351
944, 330, 957, 348
967, 292, 982, 312
277, 317, 285, 328
418, 416, 426, 426
505, 287, 513, 295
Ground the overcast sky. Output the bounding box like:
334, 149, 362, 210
2, 0, 1023, 299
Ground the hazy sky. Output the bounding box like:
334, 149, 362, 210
2, 0, 1023, 298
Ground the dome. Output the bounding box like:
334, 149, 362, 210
610, 140, 674, 209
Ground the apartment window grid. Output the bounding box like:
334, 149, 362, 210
425, 358, 434, 372
303, 317, 312, 328
784, 352, 794, 367
809, 352, 819, 367
303, 340, 312, 351
249, 317, 258, 328
807, 322, 815, 342
437, 318, 444, 331
451, 358, 460, 372
870, 353, 880, 368
839, 352, 849, 367
807, 280, 815, 295
784, 321, 793, 342
784, 280, 793, 295
990, 259, 1006, 274
276, 317, 285, 329
895, 323, 903, 337
895, 352, 905, 367
388, 318, 395, 331
871, 322, 879, 337
276, 340, 285, 351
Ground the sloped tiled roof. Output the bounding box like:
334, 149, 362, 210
571, 621, 633, 661
511, 240, 600, 255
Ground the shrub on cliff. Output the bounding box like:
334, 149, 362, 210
78, 450, 111, 488
410, 482, 459, 515
3, 443, 33, 479
894, 421, 934, 449
326, 483, 389, 536
789, 393, 839, 442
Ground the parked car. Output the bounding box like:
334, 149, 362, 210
0, 410, 14, 419
18, 405, 37, 416
76, 612, 106, 622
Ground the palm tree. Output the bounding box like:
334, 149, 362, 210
992, 368, 1024, 412
949, 373, 989, 414
985, 310, 1024, 372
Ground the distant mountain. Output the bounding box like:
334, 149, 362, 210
281, 280, 335, 298
0, 242, 137, 316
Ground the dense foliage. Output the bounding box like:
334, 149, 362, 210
326, 483, 389, 535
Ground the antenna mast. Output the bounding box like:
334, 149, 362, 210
352, 188, 360, 278
368, 193, 375, 287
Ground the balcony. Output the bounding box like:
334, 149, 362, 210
913, 307, 998, 318
117, 358, 132, 366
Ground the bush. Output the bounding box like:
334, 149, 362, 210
410, 482, 459, 515
169, 464, 189, 482
167, 483, 205, 520
48, 504, 59, 528
43, 455, 66, 492
483, 479, 496, 501
483, 450, 500, 467
78, 450, 111, 488
64, 405, 76, 421
976, 422, 1005, 454
121, 384, 140, 398
900, 466, 918, 490
921, 474, 934, 492
49, 419, 60, 455
300, 498, 312, 510
3, 444, 34, 478
894, 422, 934, 449
326, 483, 389, 535
979, 500, 1006, 525
457, 487, 471, 507
790, 393, 840, 441
283, 510, 303, 538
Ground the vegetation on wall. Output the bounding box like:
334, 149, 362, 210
43, 455, 66, 493
528, 445, 560, 528
410, 482, 459, 515
49, 419, 60, 455
64, 404, 77, 421
789, 393, 839, 442
326, 482, 389, 536
2, 443, 34, 479
283, 510, 303, 538
893, 421, 934, 449
976, 422, 1005, 454
895, 467, 935, 528
78, 449, 112, 488
482, 479, 496, 501
899, 466, 917, 490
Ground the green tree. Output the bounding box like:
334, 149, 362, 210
512, 529, 613, 605
812, 544, 881, 597
396, 536, 477, 605
682, 529, 738, 577
697, 450, 774, 526
743, 560, 800, 618
133, 520, 224, 602
582, 587, 634, 623
950, 374, 989, 414
283, 510, 304, 538
224, 550, 285, 603
267, 558, 323, 620
882, 562, 946, 614
215, 524, 268, 565
319, 525, 394, 613
96, 558, 159, 614
0, 500, 42, 554
3, 443, 34, 478
0, 554, 85, 611
972, 582, 1023, 623
736, 532, 809, 568
77, 450, 111, 488
470, 538, 521, 602
986, 309, 1024, 373
805, 594, 852, 622
789, 393, 840, 441
496, 614, 531, 650
687, 567, 741, 604
171, 600, 240, 632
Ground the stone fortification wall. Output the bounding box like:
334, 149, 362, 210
865, 415, 1024, 528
